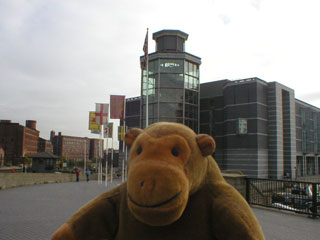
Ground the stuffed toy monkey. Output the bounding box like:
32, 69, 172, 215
51, 122, 265, 240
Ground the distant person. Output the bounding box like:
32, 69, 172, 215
75, 168, 80, 182
86, 169, 91, 182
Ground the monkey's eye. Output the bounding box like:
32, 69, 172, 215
171, 147, 179, 157
137, 146, 142, 155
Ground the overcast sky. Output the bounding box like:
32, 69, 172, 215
1, 0, 320, 144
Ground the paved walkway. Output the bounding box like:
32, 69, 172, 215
0, 179, 319, 240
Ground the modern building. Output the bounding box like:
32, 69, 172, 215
122, 29, 320, 180
139, 29, 201, 132
295, 100, 320, 177
125, 96, 141, 129
200, 77, 320, 179
0, 120, 40, 166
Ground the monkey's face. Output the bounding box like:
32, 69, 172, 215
127, 134, 191, 226
125, 122, 216, 227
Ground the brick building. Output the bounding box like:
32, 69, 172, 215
50, 131, 102, 163
90, 138, 102, 161
38, 137, 53, 153
0, 120, 39, 166
0, 147, 4, 168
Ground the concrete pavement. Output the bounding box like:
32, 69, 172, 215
0, 179, 319, 240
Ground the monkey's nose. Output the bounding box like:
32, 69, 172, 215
140, 179, 156, 191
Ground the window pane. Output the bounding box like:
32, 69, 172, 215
185, 89, 198, 104
184, 60, 188, 74
159, 88, 183, 103
195, 65, 199, 78
160, 59, 183, 73
142, 103, 158, 118
159, 103, 183, 118
185, 104, 198, 119
188, 62, 193, 76
149, 60, 158, 73
160, 73, 184, 88
194, 78, 199, 90
184, 75, 189, 88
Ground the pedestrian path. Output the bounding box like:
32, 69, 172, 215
0, 179, 318, 240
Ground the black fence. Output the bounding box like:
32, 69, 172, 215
246, 178, 320, 218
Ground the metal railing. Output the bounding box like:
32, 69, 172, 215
246, 178, 320, 218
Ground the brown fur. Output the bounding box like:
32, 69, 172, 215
51, 122, 265, 240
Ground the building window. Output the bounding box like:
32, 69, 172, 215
306, 157, 315, 175
302, 130, 307, 152
296, 156, 303, 177
301, 108, 307, 127
160, 59, 183, 73
237, 118, 248, 135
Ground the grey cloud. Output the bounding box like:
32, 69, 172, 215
219, 14, 231, 24
251, 0, 262, 10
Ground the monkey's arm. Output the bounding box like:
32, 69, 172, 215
51, 183, 125, 240
210, 182, 265, 240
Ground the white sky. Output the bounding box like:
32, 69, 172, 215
1, 0, 320, 145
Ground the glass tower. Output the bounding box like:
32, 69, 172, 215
140, 30, 201, 133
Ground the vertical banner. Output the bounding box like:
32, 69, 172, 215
104, 123, 113, 138
110, 95, 125, 120
89, 112, 101, 132
95, 103, 109, 125
118, 126, 125, 141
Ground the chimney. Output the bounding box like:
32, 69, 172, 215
26, 120, 37, 130
50, 131, 56, 141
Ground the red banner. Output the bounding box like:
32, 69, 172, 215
110, 95, 125, 120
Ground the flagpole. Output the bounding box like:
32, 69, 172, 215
146, 28, 149, 127
105, 136, 108, 187
111, 133, 114, 183
122, 99, 126, 182
84, 139, 86, 173
125, 127, 128, 181
99, 126, 103, 184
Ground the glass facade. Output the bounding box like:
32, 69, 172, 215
140, 30, 201, 132
141, 59, 200, 132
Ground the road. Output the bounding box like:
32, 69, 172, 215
0, 179, 319, 240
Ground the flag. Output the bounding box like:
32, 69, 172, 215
141, 29, 148, 69
104, 123, 113, 138
118, 126, 126, 141
95, 103, 109, 125
110, 95, 125, 119
89, 112, 101, 132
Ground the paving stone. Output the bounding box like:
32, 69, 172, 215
0, 179, 319, 240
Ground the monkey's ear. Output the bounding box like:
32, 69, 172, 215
196, 134, 216, 156
125, 128, 143, 147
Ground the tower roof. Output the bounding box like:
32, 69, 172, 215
152, 29, 188, 41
